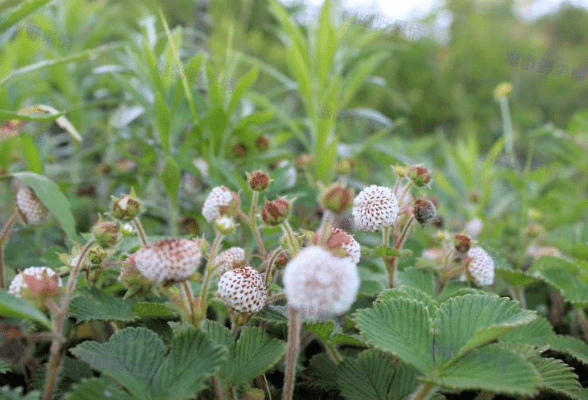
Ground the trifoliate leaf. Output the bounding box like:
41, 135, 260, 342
500, 315, 555, 347
549, 335, 588, 366
396, 268, 436, 297
354, 298, 434, 372
69, 289, 138, 322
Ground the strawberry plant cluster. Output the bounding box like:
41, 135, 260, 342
1, 0, 588, 400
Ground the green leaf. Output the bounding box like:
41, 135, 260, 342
0, 359, 10, 374
0, 386, 40, 400
337, 349, 397, 400
500, 315, 555, 347
529, 356, 581, 400
71, 327, 166, 399
63, 378, 133, 400
19, 135, 42, 174
396, 268, 437, 297
11, 171, 78, 242
534, 267, 588, 306
434, 295, 536, 363
202, 321, 285, 386
354, 298, 434, 372
0, 44, 121, 88
0, 290, 51, 328
549, 335, 588, 366
434, 345, 540, 395
377, 287, 438, 317
495, 269, 539, 289
227, 327, 286, 385
227, 67, 259, 115
160, 156, 181, 206
437, 281, 483, 302
234, 111, 274, 131
154, 94, 171, 154
304, 321, 335, 342
151, 325, 227, 400
309, 354, 339, 391
132, 302, 176, 319
0, 0, 53, 32
69, 289, 138, 322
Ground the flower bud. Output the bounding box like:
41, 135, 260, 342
432, 215, 444, 229
247, 170, 270, 191
393, 165, 408, 177
320, 183, 354, 214
273, 251, 289, 269
494, 82, 513, 99
112, 192, 142, 221
214, 216, 236, 235
261, 198, 291, 225
121, 223, 135, 237
335, 158, 354, 174
408, 165, 432, 186
255, 135, 269, 151
295, 154, 313, 169
454, 234, 472, 253
413, 199, 436, 225
469, 191, 480, 203
527, 208, 543, 221
92, 220, 119, 248
233, 143, 247, 158
526, 223, 542, 238
88, 246, 108, 265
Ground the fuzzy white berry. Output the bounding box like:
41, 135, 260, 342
9, 266, 62, 298
16, 187, 48, 226
283, 246, 360, 321
128, 239, 202, 283
313, 227, 361, 265
213, 247, 247, 275
217, 266, 267, 312
202, 186, 239, 223
352, 185, 399, 232
466, 246, 495, 286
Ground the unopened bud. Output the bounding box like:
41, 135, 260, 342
408, 165, 432, 186
413, 199, 436, 225
470, 191, 480, 203
273, 251, 289, 269
112, 192, 142, 221
233, 143, 247, 158
247, 170, 270, 191
399, 249, 413, 259
214, 216, 236, 235
88, 246, 108, 265
295, 154, 313, 169
255, 135, 269, 151
454, 234, 472, 253
93, 220, 119, 248
261, 198, 291, 225
393, 165, 408, 177
335, 158, 354, 174
320, 183, 354, 214
121, 223, 135, 237
432, 215, 444, 229
526, 223, 542, 238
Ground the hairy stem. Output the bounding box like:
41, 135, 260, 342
43, 240, 95, 400
398, 181, 413, 206
282, 220, 299, 254
212, 376, 227, 400
132, 218, 148, 246
0, 212, 18, 289
575, 307, 588, 343
181, 281, 197, 326
282, 307, 302, 400
197, 233, 224, 324
408, 382, 438, 400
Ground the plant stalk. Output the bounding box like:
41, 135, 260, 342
408, 382, 438, 400
43, 240, 95, 400
282, 307, 302, 400
0, 212, 18, 289
132, 217, 148, 246
197, 233, 224, 323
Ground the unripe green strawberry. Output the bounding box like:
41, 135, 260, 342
261, 198, 291, 225
320, 183, 354, 214
92, 220, 119, 248
112, 192, 142, 221
247, 170, 270, 191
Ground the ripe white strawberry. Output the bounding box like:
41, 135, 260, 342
213, 247, 246, 275
16, 187, 48, 226
217, 266, 267, 313
202, 186, 239, 223
352, 185, 399, 232
127, 239, 202, 283
465, 246, 495, 286
9, 266, 62, 306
